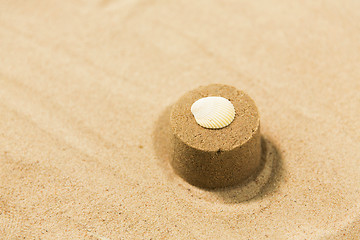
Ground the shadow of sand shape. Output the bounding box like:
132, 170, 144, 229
152, 106, 174, 178
153, 105, 284, 204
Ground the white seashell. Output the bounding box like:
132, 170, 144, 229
191, 96, 236, 129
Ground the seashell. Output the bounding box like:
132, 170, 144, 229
191, 96, 236, 129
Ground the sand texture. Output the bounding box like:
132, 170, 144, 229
0, 0, 359, 239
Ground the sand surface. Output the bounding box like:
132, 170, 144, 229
0, 0, 359, 239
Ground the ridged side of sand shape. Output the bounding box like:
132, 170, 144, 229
191, 96, 236, 129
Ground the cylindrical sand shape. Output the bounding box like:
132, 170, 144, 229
170, 84, 261, 189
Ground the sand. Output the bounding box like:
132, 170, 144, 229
0, 0, 359, 239
170, 84, 262, 188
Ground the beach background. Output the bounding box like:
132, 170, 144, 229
0, 0, 359, 239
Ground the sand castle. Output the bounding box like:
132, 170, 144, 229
170, 84, 262, 188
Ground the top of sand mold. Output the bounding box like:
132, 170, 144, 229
170, 84, 260, 152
